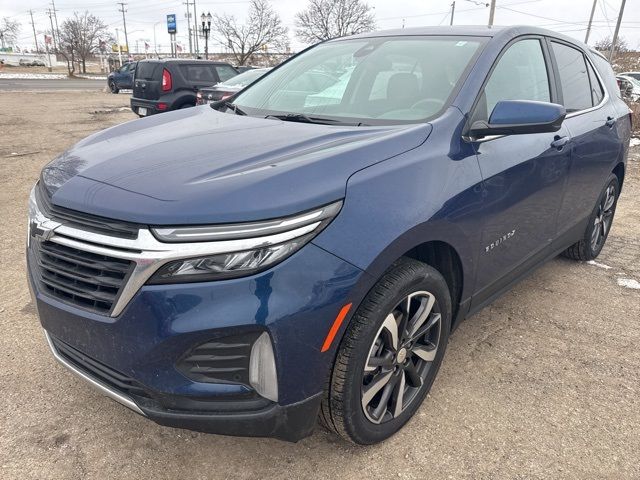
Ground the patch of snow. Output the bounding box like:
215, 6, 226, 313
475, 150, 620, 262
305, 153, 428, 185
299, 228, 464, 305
630, 137, 640, 148
617, 278, 640, 290
587, 260, 612, 270
77, 74, 107, 80
0, 72, 67, 80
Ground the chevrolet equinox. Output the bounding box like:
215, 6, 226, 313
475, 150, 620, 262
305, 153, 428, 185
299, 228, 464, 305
27, 26, 631, 444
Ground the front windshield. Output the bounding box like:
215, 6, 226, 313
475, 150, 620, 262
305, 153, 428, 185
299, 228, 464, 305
233, 36, 485, 125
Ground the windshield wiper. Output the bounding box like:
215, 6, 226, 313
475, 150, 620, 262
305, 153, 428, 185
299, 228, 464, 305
224, 102, 246, 116
265, 113, 342, 125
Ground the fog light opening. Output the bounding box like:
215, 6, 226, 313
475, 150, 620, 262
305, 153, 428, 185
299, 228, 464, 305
249, 332, 278, 402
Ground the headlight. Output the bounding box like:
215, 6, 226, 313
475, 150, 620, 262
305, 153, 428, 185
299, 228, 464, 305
148, 201, 342, 283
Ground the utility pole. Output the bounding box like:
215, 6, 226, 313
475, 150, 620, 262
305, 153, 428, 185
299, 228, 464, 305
450, 1, 456, 25
193, 0, 199, 55
118, 3, 130, 56
609, 0, 626, 61
46, 8, 57, 51
488, 0, 496, 26
51, 0, 61, 45
584, 0, 598, 44
29, 10, 40, 53
184, 1, 193, 55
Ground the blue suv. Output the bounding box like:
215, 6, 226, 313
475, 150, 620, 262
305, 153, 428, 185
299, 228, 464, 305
107, 61, 137, 93
27, 26, 631, 444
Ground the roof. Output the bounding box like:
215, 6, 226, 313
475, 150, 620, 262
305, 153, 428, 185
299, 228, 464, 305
345, 25, 507, 39
335, 25, 591, 50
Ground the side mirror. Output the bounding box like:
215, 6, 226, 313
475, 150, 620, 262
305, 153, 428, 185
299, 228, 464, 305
469, 100, 566, 138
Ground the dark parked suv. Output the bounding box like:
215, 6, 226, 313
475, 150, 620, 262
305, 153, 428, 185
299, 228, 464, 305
28, 26, 631, 444
130, 59, 238, 116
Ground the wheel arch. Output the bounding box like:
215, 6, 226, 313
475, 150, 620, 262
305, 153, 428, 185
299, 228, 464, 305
612, 161, 625, 190
403, 240, 464, 328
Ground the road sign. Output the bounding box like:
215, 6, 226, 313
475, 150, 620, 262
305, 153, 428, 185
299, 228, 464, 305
167, 14, 177, 34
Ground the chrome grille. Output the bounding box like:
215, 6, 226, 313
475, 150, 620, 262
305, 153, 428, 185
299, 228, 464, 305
33, 240, 133, 314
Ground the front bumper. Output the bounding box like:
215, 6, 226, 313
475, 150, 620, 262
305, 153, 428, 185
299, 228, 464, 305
29, 240, 364, 441
43, 329, 321, 441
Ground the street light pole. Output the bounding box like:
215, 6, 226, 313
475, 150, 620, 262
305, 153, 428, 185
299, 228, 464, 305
201, 12, 212, 60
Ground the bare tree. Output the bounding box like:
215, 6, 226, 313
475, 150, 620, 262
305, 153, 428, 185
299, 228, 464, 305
58, 12, 112, 75
212, 0, 288, 66
295, 0, 375, 44
0, 17, 20, 50
594, 35, 629, 54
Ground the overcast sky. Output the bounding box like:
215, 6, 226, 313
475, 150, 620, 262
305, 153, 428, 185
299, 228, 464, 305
1, 0, 639, 54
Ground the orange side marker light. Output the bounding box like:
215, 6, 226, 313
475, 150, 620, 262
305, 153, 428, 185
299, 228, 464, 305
321, 303, 353, 352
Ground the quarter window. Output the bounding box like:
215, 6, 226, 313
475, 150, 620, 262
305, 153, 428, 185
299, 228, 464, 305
550, 42, 593, 112
475, 39, 551, 122
586, 60, 604, 105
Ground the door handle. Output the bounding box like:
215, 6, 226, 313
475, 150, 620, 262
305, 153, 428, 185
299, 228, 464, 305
606, 116, 616, 128
550, 136, 569, 149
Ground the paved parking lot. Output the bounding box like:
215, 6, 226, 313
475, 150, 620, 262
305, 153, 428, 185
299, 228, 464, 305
1, 91, 639, 479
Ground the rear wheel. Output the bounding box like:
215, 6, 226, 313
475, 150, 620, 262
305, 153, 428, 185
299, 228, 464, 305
108, 80, 119, 94
321, 258, 451, 444
563, 174, 619, 261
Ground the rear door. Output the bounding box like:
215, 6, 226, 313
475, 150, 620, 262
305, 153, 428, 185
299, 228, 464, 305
179, 63, 219, 91
469, 37, 572, 309
133, 61, 161, 100
547, 40, 622, 244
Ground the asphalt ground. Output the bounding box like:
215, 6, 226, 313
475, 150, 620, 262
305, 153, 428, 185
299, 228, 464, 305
0, 78, 106, 91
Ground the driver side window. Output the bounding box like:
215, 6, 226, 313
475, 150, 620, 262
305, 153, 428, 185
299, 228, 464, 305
474, 39, 551, 122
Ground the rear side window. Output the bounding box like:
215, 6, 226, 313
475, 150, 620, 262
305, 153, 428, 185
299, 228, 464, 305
215, 65, 237, 82
137, 62, 159, 80
475, 39, 551, 121
181, 65, 217, 83
551, 42, 592, 112
586, 60, 604, 105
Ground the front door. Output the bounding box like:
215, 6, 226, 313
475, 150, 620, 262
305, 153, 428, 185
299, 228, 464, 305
469, 37, 572, 310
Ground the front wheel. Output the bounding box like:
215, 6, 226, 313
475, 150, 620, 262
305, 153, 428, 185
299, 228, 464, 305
320, 258, 451, 444
563, 173, 619, 261
108, 80, 119, 94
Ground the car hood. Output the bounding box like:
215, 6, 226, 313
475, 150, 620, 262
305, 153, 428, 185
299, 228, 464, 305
42, 106, 431, 224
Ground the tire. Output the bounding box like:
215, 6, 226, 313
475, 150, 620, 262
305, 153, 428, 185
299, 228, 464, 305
321, 257, 452, 444
180, 103, 195, 109
563, 173, 619, 261
108, 80, 119, 94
